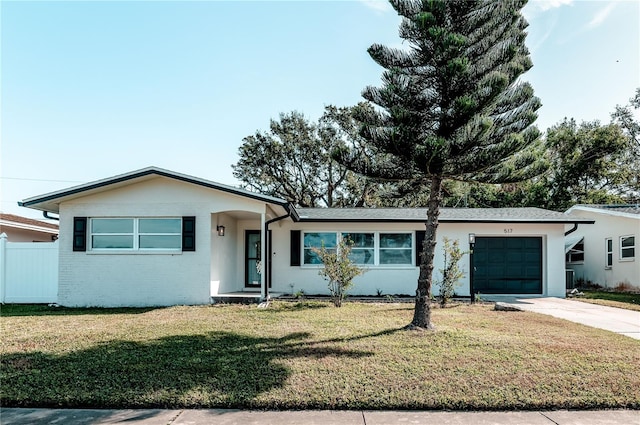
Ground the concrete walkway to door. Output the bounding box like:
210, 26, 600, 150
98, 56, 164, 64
488, 297, 640, 340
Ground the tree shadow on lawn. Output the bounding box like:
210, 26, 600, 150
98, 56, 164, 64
0, 304, 162, 317
1, 331, 372, 409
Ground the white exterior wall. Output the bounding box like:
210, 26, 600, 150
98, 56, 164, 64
270, 221, 567, 298
566, 209, 640, 288
58, 177, 269, 307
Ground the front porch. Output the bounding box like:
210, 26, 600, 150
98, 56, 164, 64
209, 204, 293, 302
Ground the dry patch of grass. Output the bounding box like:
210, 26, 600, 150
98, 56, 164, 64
1, 302, 639, 410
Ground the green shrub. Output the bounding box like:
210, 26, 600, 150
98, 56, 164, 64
313, 238, 366, 307
437, 237, 465, 307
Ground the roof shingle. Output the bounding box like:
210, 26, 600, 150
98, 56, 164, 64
0, 213, 59, 231
296, 207, 592, 223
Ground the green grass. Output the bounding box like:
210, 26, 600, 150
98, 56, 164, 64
2, 302, 639, 410
575, 291, 640, 312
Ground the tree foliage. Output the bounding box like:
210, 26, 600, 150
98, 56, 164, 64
612, 88, 640, 153
335, 0, 542, 329
530, 119, 633, 210
233, 106, 382, 207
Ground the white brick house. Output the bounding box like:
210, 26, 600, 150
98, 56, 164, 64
19, 167, 593, 307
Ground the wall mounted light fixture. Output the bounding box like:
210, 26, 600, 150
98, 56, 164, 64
216, 225, 225, 236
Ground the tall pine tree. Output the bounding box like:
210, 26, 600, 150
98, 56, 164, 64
336, 0, 543, 329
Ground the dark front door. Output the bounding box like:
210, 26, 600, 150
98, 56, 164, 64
245, 230, 261, 288
473, 237, 542, 294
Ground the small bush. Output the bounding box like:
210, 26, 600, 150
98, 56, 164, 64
437, 237, 465, 307
614, 281, 639, 293
313, 238, 366, 307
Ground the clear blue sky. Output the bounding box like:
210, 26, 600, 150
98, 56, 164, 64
2, 0, 639, 220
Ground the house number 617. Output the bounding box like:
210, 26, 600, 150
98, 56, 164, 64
504, 228, 513, 234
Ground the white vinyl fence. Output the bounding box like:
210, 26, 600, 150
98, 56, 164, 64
0, 233, 58, 303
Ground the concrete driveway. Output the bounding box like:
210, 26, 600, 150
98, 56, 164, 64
490, 297, 640, 340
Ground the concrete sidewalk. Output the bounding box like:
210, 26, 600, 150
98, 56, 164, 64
2, 408, 639, 425
488, 297, 640, 340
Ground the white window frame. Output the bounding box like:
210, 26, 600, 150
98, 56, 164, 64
620, 235, 635, 261
301, 231, 414, 267
378, 232, 414, 266
90, 217, 182, 252
605, 238, 613, 269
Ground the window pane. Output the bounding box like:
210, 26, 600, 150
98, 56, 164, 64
304, 233, 337, 249
380, 248, 412, 264
139, 219, 181, 233
622, 237, 635, 248
92, 235, 133, 249
349, 248, 375, 265
92, 219, 133, 233
342, 233, 374, 248
380, 233, 412, 248
607, 253, 613, 266
621, 248, 635, 259
139, 235, 181, 249
304, 248, 336, 265
607, 239, 613, 251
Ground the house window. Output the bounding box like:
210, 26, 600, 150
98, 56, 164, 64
620, 236, 635, 260
91, 218, 182, 251
379, 233, 413, 265
138, 219, 182, 249
605, 238, 613, 268
303, 232, 337, 264
566, 238, 584, 263
302, 232, 413, 266
91, 219, 134, 249
342, 233, 375, 265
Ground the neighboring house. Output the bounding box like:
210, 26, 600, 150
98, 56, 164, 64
18, 167, 592, 307
0, 213, 59, 242
565, 205, 640, 288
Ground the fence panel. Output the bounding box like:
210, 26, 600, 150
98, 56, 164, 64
1, 236, 58, 303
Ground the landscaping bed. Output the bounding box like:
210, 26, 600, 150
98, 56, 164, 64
1, 302, 639, 410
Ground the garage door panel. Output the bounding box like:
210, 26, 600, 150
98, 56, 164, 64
473, 237, 542, 295
506, 252, 523, 263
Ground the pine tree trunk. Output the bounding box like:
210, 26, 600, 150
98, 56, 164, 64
410, 174, 443, 330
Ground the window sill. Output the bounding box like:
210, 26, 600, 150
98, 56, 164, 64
300, 265, 415, 270
87, 250, 183, 255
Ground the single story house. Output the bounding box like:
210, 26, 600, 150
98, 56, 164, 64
565, 205, 639, 289
19, 167, 593, 307
0, 213, 59, 242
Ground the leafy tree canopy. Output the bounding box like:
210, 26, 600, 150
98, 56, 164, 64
233, 106, 382, 208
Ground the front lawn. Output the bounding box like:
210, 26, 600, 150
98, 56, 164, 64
574, 290, 640, 312
1, 302, 639, 410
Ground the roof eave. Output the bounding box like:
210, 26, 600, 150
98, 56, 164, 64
19, 167, 290, 213
296, 218, 595, 224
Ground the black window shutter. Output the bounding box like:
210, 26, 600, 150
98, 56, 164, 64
73, 217, 87, 252
290, 230, 301, 266
182, 216, 196, 251
415, 230, 426, 266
